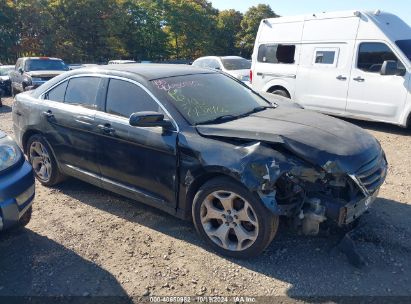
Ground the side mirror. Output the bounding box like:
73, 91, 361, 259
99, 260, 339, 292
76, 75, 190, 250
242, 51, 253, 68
18, 67, 24, 74
214, 66, 221, 70
381, 60, 406, 76
129, 111, 174, 129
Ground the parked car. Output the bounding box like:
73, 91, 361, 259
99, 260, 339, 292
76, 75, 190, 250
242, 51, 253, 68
0, 65, 14, 97
13, 64, 387, 257
0, 130, 35, 231
251, 10, 411, 127
108, 60, 137, 64
192, 56, 251, 85
10, 57, 69, 96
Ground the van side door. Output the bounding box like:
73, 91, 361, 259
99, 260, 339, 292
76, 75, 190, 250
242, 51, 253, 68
346, 42, 408, 124
295, 43, 352, 114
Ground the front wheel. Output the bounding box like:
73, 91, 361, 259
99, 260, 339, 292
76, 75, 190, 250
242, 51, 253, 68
192, 177, 279, 258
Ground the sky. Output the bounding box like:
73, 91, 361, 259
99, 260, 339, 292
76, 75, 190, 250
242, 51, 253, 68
210, 0, 411, 26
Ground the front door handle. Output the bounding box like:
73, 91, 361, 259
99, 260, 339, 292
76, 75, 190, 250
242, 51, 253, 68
42, 110, 54, 119
336, 75, 347, 81
97, 124, 115, 134
353, 76, 365, 82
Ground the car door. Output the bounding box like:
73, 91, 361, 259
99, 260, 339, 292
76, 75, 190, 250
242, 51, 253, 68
346, 42, 408, 123
94, 77, 178, 210
295, 44, 352, 114
42, 76, 105, 179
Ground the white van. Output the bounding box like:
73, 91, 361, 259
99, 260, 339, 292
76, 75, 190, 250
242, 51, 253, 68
251, 10, 411, 127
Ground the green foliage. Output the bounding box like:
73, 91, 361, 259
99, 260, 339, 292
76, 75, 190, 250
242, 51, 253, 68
0, 0, 279, 63
215, 9, 243, 55
237, 4, 279, 57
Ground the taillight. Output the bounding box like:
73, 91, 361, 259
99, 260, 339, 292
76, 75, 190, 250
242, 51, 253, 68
249, 70, 253, 84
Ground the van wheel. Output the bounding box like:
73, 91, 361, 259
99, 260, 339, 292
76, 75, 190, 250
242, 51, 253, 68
192, 177, 279, 258
27, 134, 65, 186
271, 89, 290, 98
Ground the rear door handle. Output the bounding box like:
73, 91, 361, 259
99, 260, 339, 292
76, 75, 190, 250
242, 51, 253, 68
97, 124, 115, 134
336, 75, 347, 81
42, 110, 54, 119
353, 76, 365, 82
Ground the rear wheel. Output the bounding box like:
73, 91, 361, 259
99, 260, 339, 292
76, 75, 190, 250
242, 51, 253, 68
271, 89, 290, 98
27, 134, 65, 186
192, 177, 279, 258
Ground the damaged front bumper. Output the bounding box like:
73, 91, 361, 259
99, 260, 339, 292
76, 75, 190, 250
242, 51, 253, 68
255, 148, 387, 235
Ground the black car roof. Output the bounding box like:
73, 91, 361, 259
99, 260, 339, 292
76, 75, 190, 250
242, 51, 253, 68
90, 64, 216, 80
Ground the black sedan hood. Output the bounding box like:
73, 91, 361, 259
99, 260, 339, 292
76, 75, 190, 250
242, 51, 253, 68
196, 107, 381, 174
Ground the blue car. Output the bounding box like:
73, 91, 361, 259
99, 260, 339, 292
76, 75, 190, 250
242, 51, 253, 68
0, 130, 34, 231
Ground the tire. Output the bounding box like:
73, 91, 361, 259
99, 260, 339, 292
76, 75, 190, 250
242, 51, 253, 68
271, 89, 290, 98
19, 206, 32, 227
27, 134, 65, 186
192, 177, 279, 258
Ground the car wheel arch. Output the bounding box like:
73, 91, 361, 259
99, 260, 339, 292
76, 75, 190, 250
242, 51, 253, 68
183, 171, 244, 220
23, 130, 60, 168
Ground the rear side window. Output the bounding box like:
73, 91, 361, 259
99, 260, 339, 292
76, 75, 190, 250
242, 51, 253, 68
106, 79, 159, 118
64, 77, 102, 108
257, 44, 295, 64
46, 81, 68, 102
357, 43, 399, 73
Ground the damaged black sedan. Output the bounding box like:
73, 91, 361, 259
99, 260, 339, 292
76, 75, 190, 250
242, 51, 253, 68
12, 64, 387, 258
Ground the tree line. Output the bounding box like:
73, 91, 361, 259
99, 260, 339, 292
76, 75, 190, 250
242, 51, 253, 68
0, 0, 279, 64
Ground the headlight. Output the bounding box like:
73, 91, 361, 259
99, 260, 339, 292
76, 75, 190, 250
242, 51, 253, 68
0, 138, 22, 172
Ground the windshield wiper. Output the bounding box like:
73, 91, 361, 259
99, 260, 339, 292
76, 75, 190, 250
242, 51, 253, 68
196, 105, 277, 126
196, 114, 240, 125
239, 105, 277, 117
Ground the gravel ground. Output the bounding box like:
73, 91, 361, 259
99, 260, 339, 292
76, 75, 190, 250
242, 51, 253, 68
1, 96, 410, 301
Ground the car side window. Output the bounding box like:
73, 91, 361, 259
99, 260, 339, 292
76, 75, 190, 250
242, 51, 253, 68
357, 42, 402, 73
257, 44, 296, 64
192, 60, 204, 67
64, 77, 102, 108
45, 81, 68, 102
106, 79, 160, 118
209, 59, 221, 69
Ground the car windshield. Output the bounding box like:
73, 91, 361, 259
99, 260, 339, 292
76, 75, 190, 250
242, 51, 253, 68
221, 58, 251, 70
26, 59, 69, 71
0, 67, 13, 76
396, 39, 411, 61
151, 73, 271, 125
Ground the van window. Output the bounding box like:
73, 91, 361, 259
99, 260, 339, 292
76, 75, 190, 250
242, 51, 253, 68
357, 43, 399, 73
396, 39, 411, 61
257, 44, 295, 64
315, 51, 335, 64
106, 79, 159, 118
